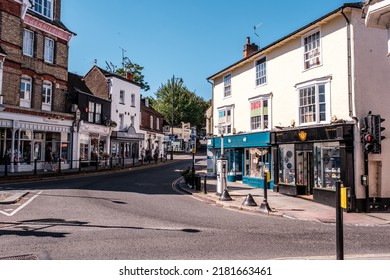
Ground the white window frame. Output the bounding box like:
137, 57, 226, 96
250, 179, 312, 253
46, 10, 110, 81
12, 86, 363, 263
150, 116, 154, 129
296, 77, 331, 125
44, 37, 55, 63
249, 95, 271, 131
303, 29, 322, 70
119, 90, 125, 104
0, 61, 3, 102
29, 0, 53, 20
156, 118, 160, 130
255, 57, 267, 86
23, 29, 34, 57
88, 102, 95, 122
20, 75, 32, 108
217, 106, 233, 135
41, 81, 52, 111
223, 74, 231, 98
95, 103, 102, 124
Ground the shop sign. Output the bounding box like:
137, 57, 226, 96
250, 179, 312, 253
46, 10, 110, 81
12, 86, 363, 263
298, 130, 307, 141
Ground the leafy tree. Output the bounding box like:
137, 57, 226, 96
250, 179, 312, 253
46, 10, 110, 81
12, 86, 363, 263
151, 77, 208, 131
106, 57, 150, 91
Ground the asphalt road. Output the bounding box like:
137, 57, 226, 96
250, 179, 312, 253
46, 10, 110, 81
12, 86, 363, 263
1, 158, 390, 260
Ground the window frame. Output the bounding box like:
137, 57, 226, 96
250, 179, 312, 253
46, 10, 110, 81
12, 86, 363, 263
217, 106, 233, 135
88, 101, 95, 123
223, 74, 231, 98
44, 37, 55, 63
303, 29, 322, 70
119, 113, 124, 130
41, 80, 52, 111
29, 0, 53, 20
249, 96, 270, 131
95, 103, 102, 124
20, 75, 32, 108
255, 57, 267, 86
119, 90, 125, 104
131, 93, 136, 107
296, 78, 330, 125
23, 29, 34, 57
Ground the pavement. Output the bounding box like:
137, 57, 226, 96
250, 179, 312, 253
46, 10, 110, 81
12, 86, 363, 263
1, 155, 390, 227
175, 159, 390, 227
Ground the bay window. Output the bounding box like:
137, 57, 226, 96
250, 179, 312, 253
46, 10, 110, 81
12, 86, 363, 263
250, 97, 270, 131
297, 78, 330, 125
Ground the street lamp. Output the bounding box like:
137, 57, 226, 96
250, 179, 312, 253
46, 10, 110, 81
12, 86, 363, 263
170, 75, 183, 160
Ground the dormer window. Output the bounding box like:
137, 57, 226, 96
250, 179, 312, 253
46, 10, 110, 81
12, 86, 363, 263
29, 0, 53, 20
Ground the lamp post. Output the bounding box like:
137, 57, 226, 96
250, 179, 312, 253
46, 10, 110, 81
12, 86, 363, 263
170, 75, 183, 160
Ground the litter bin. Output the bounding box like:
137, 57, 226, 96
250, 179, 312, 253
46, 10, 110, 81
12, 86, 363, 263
195, 176, 201, 191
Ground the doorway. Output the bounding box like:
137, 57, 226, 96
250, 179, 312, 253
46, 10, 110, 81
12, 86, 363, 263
296, 150, 313, 195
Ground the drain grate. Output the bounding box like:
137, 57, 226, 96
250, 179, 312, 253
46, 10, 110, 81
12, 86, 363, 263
0, 254, 39, 260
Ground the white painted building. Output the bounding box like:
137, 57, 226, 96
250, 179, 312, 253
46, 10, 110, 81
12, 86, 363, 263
208, 3, 390, 212
84, 67, 144, 165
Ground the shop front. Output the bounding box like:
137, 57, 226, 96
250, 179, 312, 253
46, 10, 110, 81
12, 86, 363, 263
207, 132, 272, 189
77, 121, 111, 166
271, 124, 354, 208
111, 126, 144, 165
0, 118, 73, 172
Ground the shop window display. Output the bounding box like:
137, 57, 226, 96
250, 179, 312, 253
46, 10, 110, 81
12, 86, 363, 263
314, 142, 340, 190
244, 148, 269, 178
278, 144, 295, 184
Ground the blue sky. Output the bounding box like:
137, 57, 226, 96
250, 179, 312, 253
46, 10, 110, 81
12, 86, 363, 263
62, 0, 357, 101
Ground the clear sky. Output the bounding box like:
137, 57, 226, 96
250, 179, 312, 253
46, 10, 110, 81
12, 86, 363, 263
62, 0, 358, 101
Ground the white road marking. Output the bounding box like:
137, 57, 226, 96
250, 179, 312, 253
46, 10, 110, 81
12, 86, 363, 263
0, 191, 43, 217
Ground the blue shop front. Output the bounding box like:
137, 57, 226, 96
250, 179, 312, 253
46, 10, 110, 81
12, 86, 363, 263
207, 132, 273, 189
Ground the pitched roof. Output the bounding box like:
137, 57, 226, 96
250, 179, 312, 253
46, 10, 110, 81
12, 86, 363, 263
68, 72, 93, 95
207, 2, 363, 80
93, 66, 142, 88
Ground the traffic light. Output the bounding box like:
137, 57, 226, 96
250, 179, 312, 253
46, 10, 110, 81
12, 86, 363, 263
372, 114, 385, 154
364, 133, 374, 153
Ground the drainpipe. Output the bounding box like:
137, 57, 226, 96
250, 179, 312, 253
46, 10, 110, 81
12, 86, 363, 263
341, 8, 353, 118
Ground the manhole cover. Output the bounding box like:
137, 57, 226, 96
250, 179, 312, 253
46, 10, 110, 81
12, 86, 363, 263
0, 254, 39, 260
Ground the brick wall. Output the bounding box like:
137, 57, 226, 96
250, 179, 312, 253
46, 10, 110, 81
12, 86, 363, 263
0, 0, 69, 113
84, 67, 110, 100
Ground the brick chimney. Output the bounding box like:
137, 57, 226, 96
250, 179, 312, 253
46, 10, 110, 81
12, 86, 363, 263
126, 72, 134, 81
243, 37, 259, 58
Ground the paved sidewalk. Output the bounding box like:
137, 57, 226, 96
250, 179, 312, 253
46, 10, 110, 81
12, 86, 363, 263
177, 160, 390, 227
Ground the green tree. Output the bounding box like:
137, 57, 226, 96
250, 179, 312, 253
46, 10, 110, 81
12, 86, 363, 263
151, 77, 208, 131
106, 57, 150, 91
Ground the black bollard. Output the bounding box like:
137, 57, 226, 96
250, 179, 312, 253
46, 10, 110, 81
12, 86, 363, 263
79, 158, 82, 172
34, 159, 37, 175
4, 157, 8, 177
203, 176, 207, 194
58, 158, 61, 173
336, 181, 344, 260
259, 172, 272, 213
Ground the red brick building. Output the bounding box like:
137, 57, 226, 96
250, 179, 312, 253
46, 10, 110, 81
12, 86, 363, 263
0, 0, 74, 172
140, 99, 165, 158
